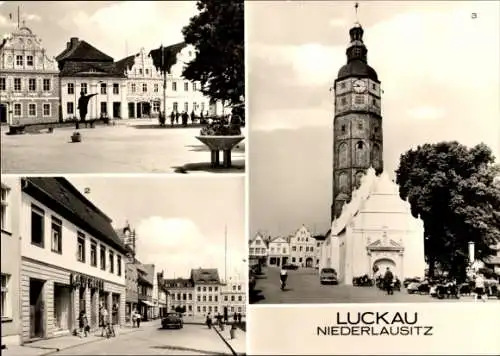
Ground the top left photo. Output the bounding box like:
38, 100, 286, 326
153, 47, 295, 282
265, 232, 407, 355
0, 1, 245, 174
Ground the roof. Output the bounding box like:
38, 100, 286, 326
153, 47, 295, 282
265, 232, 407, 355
190, 268, 221, 284
23, 177, 128, 254
142, 264, 155, 284
58, 61, 126, 78
115, 53, 138, 73
337, 60, 378, 81
313, 234, 326, 241
56, 39, 114, 63
149, 42, 187, 74
269, 236, 288, 243
164, 278, 194, 288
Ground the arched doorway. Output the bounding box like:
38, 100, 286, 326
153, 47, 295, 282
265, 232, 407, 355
305, 257, 313, 268
373, 258, 396, 276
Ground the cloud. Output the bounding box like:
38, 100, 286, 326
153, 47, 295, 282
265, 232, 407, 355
135, 217, 246, 281
0, 14, 16, 28
57, 1, 197, 59
407, 107, 445, 121
23, 13, 42, 22
329, 18, 348, 28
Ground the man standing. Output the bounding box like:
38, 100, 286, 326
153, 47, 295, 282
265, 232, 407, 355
77, 91, 98, 125
384, 267, 394, 295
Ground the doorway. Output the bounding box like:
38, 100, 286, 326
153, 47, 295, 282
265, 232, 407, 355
90, 289, 98, 328
128, 103, 135, 118
113, 102, 121, 118
29, 279, 45, 339
306, 257, 313, 268
0, 104, 7, 123
53, 283, 71, 332
282, 257, 288, 265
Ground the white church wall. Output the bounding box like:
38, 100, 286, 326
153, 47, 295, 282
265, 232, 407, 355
402, 218, 426, 279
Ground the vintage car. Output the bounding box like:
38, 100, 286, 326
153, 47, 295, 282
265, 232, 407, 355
161, 313, 183, 329
282, 263, 299, 270
353, 274, 374, 287
403, 277, 422, 288
320, 268, 338, 285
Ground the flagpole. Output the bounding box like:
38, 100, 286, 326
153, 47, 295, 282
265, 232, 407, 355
224, 224, 227, 284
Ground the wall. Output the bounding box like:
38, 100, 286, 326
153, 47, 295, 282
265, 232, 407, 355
21, 193, 126, 287
60, 78, 128, 121
1, 177, 21, 345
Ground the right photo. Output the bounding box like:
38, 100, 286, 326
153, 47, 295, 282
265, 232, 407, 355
248, 1, 500, 304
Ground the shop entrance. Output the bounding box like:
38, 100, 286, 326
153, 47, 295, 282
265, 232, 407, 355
111, 293, 120, 325
113, 102, 120, 118
90, 289, 98, 328
29, 279, 45, 339
53, 283, 72, 332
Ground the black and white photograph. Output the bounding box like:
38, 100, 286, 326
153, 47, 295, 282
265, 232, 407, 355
1, 175, 246, 355
0, 1, 245, 174
248, 1, 500, 304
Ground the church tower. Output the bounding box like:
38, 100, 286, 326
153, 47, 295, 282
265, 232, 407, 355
331, 19, 383, 221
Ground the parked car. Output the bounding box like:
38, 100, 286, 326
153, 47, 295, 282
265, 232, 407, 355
320, 268, 338, 285
282, 264, 299, 270
353, 274, 373, 287
161, 313, 183, 329
403, 277, 421, 288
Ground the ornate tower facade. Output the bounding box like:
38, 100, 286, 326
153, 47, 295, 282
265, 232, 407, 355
331, 23, 383, 221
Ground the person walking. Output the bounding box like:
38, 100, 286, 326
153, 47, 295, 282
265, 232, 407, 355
475, 274, 486, 302
135, 310, 142, 328
206, 312, 212, 329
131, 309, 137, 328
78, 310, 89, 338
383, 267, 394, 295
100, 306, 110, 337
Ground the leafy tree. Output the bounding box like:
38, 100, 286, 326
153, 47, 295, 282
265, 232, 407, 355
181, 0, 244, 107
395, 141, 500, 280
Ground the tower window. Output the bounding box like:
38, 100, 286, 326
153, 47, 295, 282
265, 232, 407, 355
372, 98, 377, 106
358, 123, 363, 130
341, 125, 346, 133
354, 95, 364, 104
372, 83, 376, 90
340, 82, 346, 89
374, 127, 379, 133
357, 141, 364, 149
341, 97, 347, 105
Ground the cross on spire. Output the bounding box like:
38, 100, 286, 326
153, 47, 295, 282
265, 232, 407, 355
354, 2, 359, 24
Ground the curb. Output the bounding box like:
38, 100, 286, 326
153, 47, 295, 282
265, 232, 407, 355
212, 327, 239, 356
25, 329, 142, 356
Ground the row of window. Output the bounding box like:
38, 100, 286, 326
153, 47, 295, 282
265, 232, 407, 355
269, 247, 288, 254
129, 82, 198, 93
196, 285, 218, 292
13, 55, 35, 67
292, 245, 314, 252
0, 77, 52, 92
30, 204, 122, 276
66, 82, 120, 95
339, 81, 377, 90
196, 305, 243, 313
339, 95, 378, 106
249, 247, 266, 254
11, 102, 52, 117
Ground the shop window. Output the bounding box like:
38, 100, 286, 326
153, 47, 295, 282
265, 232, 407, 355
51, 216, 62, 254
77, 232, 86, 263
31, 204, 44, 247
1, 274, 11, 318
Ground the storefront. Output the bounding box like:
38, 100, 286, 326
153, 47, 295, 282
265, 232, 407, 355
20, 257, 125, 343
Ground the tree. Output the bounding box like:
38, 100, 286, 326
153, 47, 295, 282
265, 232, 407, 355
395, 141, 500, 280
181, 0, 244, 107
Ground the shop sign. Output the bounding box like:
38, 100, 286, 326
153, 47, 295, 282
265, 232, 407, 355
70, 273, 104, 290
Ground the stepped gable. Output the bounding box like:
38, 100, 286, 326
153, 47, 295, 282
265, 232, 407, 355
115, 53, 138, 73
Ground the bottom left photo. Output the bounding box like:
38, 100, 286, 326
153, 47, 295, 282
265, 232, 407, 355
1, 175, 247, 356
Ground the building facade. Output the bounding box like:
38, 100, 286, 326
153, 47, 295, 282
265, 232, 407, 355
136, 262, 153, 321
164, 278, 195, 316
1, 177, 22, 346
289, 225, 316, 268
313, 235, 326, 269
156, 271, 167, 317
56, 37, 128, 121
191, 268, 221, 316
320, 168, 425, 284
19, 178, 127, 343
248, 233, 268, 266
142, 264, 157, 319
220, 280, 246, 318
332, 23, 383, 220
0, 25, 59, 126
267, 237, 289, 267
116, 47, 163, 119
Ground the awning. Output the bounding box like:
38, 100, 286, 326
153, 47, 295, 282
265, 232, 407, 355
141, 300, 154, 307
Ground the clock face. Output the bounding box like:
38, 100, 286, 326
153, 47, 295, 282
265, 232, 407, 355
353, 80, 367, 93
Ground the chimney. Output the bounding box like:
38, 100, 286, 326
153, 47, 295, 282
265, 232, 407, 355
66, 41, 70, 50
70, 37, 79, 48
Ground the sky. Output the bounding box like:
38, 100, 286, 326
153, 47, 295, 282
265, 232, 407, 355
0, 1, 197, 60
68, 176, 246, 282
248, 1, 500, 238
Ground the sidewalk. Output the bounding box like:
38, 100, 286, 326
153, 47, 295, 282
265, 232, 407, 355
214, 323, 246, 355
1, 325, 141, 356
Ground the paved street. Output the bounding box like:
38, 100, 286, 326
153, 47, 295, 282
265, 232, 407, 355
50, 322, 233, 355
251, 266, 500, 304
1, 120, 245, 174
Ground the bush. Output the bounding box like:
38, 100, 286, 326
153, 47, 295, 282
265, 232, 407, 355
200, 120, 241, 136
